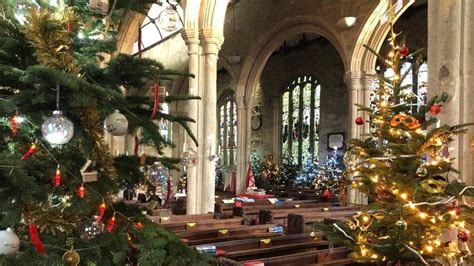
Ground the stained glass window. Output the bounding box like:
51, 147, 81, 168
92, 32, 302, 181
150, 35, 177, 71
281, 75, 320, 166
218, 93, 237, 166
372, 61, 428, 113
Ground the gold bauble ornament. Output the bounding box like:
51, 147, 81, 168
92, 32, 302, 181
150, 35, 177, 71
62, 247, 80, 266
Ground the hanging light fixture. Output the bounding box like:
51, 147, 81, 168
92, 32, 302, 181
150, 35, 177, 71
227, 2, 240, 65
336, 16, 358, 30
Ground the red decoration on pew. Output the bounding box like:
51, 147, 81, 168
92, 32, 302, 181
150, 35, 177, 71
235, 201, 242, 207
322, 189, 332, 201
245, 163, 255, 189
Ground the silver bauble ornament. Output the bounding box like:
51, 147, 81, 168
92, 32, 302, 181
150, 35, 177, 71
104, 110, 128, 136
14, 0, 40, 25
395, 219, 407, 230
42, 110, 74, 145
0, 228, 20, 255
147, 162, 169, 192
80, 216, 104, 241
416, 164, 428, 177
158, 7, 179, 31
181, 148, 199, 168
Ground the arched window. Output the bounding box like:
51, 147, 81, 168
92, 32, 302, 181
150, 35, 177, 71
218, 92, 237, 166
372, 61, 428, 112
281, 75, 320, 165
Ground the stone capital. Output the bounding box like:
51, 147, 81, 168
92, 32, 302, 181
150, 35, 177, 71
344, 70, 376, 90
182, 29, 200, 46
199, 28, 224, 54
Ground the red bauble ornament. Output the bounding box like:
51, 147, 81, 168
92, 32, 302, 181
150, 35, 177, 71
430, 104, 442, 115
322, 189, 332, 201
458, 230, 469, 242
399, 46, 409, 57
355, 117, 364, 125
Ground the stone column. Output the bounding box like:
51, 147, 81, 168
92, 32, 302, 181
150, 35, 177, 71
428, 0, 474, 186
199, 29, 222, 213
344, 70, 374, 205
182, 29, 201, 214
236, 95, 252, 194
271, 96, 281, 163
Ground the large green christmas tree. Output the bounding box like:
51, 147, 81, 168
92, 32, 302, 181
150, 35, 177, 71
315, 6, 474, 265
0, 1, 210, 264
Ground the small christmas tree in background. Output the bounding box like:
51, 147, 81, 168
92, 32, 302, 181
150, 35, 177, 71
296, 152, 319, 188
314, 4, 474, 265
250, 151, 262, 178
273, 156, 298, 187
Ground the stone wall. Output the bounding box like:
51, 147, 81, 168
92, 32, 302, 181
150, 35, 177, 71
254, 38, 346, 163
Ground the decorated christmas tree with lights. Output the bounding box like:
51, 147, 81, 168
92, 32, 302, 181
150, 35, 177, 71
0, 1, 209, 264
314, 5, 474, 265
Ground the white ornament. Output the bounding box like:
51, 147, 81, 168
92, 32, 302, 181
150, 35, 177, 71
104, 110, 128, 136
147, 162, 169, 195
158, 7, 179, 31
41, 110, 74, 145
0, 228, 20, 255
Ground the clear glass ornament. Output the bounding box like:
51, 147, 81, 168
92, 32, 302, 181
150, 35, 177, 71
158, 7, 179, 31
14, 0, 40, 25
147, 162, 169, 195
41, 110, 74, 145
80, 216, 104, 241
104, 110, 128, 136
181, 148, 199, 168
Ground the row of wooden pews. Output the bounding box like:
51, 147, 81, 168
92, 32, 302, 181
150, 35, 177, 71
140, 194, 358, 265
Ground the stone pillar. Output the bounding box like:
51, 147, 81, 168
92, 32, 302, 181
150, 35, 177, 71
182, 29, 201, 214
271, 96, 281, 163
199, 29, 222, 213
236, 95, 252, 194
344, 70, 374, 205
428, 0, 474, 185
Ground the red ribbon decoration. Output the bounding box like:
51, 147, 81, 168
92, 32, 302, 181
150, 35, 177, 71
106, 216, 116, 232
21, 143, 38, 160
134, 135, 139, 156
137, 26, 142, 59
67, 22, 73, 33
28, 213, 45, 255
54, 166, 61, 187
163, 178, 172, 208
98, 202, 106, 222
150, 82, 160, 120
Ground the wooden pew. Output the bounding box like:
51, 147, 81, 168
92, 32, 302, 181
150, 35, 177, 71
204, 233, 331, 262
158, 217, 244, 233
148, 213, 217, 224
178, 224, 284, 245
232, 202, 341, 220
242, 247, 352, 266
258, 206, 357, 226
287, 212, 355, 235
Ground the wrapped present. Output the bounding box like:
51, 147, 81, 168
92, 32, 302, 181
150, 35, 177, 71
195, 244, 216, 256
267, 226, 284, 233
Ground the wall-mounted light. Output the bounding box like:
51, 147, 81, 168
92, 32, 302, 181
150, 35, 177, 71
336, 16, 358, 30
